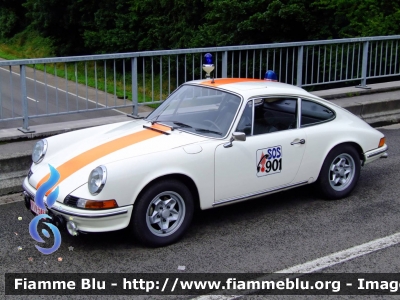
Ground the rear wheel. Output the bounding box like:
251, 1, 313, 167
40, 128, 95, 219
130, 179, 194, 247
317, 145, 361, 200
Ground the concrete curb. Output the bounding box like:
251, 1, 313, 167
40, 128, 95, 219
345, 99, 400, 124
0, 192, 23, 205
0, 152, 32, 195
0, 114, 147, 143
323, 86, 400, 126
311, 80, 400, 100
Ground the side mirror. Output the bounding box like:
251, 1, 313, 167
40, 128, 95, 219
224, 132, 246, 148
232, 132, 246, 141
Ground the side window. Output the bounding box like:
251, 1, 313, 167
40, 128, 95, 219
301, 99, 335, 127
254, 98, 297, 135
236, 97, 298, 136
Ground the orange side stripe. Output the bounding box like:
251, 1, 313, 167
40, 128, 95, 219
36, 128, 165, 194
200, 78, 265, 87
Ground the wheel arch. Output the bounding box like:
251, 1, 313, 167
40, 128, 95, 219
135, 173, 201, 210
341, 141, 364, 163
317, 141, 364, 180
315, 141, 363, 200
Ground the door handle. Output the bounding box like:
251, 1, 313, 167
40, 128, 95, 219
291, 139, 305, 145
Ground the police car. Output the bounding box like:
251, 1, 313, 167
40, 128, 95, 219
23, 60, 388, 247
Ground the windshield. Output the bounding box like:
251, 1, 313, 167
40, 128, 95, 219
146, 85, 241, 138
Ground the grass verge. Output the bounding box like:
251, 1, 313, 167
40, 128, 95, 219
0, 30, 177, 107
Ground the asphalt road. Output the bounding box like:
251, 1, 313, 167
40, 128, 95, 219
0, 66, 125, 129
1, 125, 399, 299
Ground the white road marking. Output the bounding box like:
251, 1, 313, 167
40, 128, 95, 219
195, 297, 239, 300
0, 66, 126, 114
193, 231, 400, 299
27, 97, 38, 102
275, 232, 400, 273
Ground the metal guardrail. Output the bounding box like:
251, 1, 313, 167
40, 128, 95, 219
0, 35, 399, 132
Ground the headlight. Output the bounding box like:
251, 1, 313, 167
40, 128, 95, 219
32, 139, 48, 163
88, 165, 107, 195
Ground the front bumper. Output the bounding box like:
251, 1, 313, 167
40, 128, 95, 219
22, 177, 133, 233
363, 144, 388, 165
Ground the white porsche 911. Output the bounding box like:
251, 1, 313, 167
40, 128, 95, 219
23, 77, 388, 246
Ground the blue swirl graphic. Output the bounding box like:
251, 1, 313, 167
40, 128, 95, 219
35, 164, 60, 210
30, 164, 62, 254
29, 214, 62, 255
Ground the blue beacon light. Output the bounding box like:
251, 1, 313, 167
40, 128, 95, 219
264, 70, 278, 81
204, 53, 213, 65
203, 53, 215, 79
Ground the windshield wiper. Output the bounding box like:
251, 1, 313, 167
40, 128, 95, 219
172, 121, 193, 128
145, 120, 174, 131
151, 121, 221, 135
194, 128, 222, 135
149, 120, 193, 131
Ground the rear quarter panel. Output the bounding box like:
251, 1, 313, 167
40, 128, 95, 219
293, 104, 384, 183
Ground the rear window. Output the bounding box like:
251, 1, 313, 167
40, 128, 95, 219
301, 99, 335, 127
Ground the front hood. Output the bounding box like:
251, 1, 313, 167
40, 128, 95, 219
29, 120, 208, 196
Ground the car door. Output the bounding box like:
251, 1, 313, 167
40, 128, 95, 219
214, 97, 308, 204
291, 97, 337, 183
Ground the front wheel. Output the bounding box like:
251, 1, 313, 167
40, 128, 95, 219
130, 179, 194, 247
317, 145, 361, 200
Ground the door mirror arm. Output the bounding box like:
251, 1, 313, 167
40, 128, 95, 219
223, 132, 246, 148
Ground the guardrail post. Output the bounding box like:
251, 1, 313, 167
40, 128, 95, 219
296, 46, 304, 87
0, 80, 2, 120
18, 65, 35, 133
356, 41, 370, 89
221, 51, 228, 78
128, 57, 140, 118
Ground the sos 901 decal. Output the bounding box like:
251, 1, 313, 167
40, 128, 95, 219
256, 146, 282, 177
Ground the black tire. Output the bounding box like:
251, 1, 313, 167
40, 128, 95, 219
317, 144, 361, 200
130, 179, 194, 247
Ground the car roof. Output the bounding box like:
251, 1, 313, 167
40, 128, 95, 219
186, 78, 317, 99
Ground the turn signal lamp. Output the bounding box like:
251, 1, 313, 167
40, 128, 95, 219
378, 137, 386, 148
77, 199, 118, 209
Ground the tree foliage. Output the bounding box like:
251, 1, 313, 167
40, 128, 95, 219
23, 0, 86, 54
314, 0, 400, 37
194, 0, 336, 46
0, 0, 27, 39
2, 0, 399, 55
